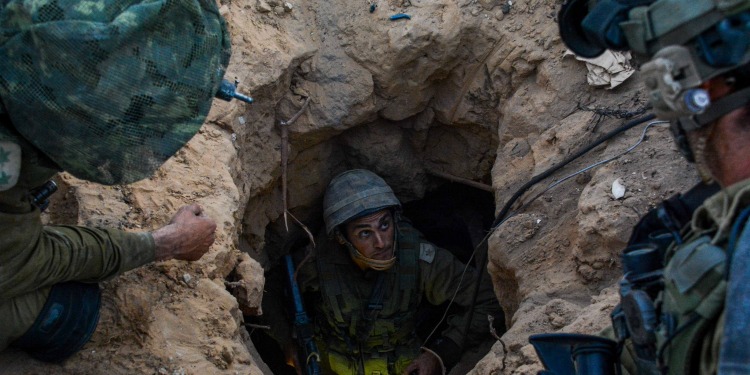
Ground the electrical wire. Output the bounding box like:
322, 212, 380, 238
491, 114, 656, 229
422, 114, 665, 350
524, 120, 669, 209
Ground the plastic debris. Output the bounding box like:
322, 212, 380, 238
612, 178, 626, 199
370, 3, 377, 12
389, 13, 411, 20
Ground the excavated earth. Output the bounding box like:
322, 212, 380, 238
0, 0, 700, 374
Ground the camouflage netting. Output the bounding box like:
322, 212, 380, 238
0, 0, 230, 184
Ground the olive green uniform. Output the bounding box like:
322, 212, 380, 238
0, 122, 155, 352
298, 218, 498, 374
616, 177, 750, 374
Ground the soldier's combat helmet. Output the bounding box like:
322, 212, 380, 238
558, 0, 750, 161
323, 169, 400, 271
0, 0, 231, 184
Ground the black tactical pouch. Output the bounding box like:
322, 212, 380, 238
12, 281, 102, 362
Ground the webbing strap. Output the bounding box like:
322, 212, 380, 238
693, 86, 750, 129
357, 273, 387, 344
366, 273, 387, 313
318, 249, 346, 323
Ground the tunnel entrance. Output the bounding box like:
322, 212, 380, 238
402, 182, 496, 265
244, 179, 500, 374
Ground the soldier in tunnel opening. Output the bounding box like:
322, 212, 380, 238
275, 169, 503, 375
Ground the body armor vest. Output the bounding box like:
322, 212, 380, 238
616, 208, 750, 374
315, 220, 423, 368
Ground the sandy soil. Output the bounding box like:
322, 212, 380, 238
0, 0, 700, 373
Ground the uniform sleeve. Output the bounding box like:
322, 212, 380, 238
0, 208, 155, 301
420, 246, 500, 368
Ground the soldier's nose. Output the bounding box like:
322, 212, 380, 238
373, 233, 385, 249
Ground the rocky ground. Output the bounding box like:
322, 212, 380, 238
0, 0, 700, 373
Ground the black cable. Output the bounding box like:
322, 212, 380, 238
491, 113, 656, 228
459, 113, 656, 353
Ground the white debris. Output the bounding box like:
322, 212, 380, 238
182, 273, 193, 284
612, 178, 626, 199
238, 116, 245, 125
564, 49, 635, 89
284, 2, 293, 11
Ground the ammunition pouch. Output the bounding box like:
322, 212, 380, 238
12, 281, 101, 363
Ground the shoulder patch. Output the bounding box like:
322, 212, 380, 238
0, 141, 21, 191
419, 243, 436, 263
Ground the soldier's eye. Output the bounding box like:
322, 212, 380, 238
358, 230, 371, 239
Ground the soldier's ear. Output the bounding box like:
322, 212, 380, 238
334, 229, 347, 245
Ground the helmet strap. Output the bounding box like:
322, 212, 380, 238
672, 84, 750, 167
693, 85, 750, 129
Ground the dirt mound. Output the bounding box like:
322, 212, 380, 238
1, 0, 700, 373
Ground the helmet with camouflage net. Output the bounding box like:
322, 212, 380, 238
323, 169, 401, 236
0, 0, 231, 184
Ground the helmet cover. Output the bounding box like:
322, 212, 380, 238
323, 169, 401, 236
0, 0, 231, 184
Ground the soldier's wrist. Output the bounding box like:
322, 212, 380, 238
152, 225, 178, 261
425, 337, 461, 371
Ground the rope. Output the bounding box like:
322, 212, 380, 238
280, 97, 311, 231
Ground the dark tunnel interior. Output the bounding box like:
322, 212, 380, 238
245, 181, 501, 374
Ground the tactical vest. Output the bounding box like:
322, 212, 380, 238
616, 210, 749, 374
657, 232, 727, 374
315, 220, 423, 371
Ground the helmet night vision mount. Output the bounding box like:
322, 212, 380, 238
559, 0, 750, 140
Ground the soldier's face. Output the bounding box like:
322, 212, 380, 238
688, 77, 750, 187
344, 209, 395, 261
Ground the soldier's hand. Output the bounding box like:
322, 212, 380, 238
403, 351, 443, 375
153, 204, 217, 261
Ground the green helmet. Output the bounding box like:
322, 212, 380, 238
558, 0, 750, 160
323, 169, 401, 236
0, 0, 231, 184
